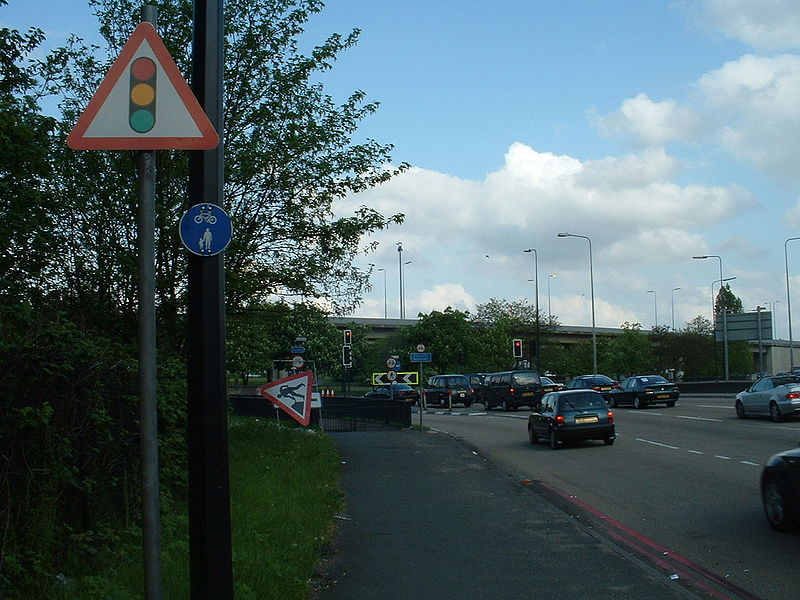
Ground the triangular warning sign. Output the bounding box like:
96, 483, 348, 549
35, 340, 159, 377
67, 22, 218, 150
257, 371, 313, 426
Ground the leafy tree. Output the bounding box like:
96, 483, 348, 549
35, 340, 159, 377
606, 322, 653, 379
685, 315, 713, 336
406, 307, 476, 374
38, 0, 407, 343
715, 284, 744, 316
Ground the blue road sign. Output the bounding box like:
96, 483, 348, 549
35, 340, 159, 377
291, 346, 305, 354
410, 352, 432, 363
179, 203, 232, 256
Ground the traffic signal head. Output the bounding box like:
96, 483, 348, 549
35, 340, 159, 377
342, 345, 353, 367
129, 56, 157, 133
344, 329, 352, 345
513, 338, 523, 358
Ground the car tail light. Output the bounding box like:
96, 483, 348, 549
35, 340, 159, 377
592, 385, 601, 391
607, 411, 614, 423
787, 391, 800, 400
555, 415, 564, 425
510, 387, 515, 394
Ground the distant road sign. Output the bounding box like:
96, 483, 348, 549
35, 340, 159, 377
386, 357, 398, 370
416, 344, 426, 352
179, 203, 232, 256
292, 355, 305, 369
372, 372, 419, 385
290, 346, 305, 354
410, 352, 432, 363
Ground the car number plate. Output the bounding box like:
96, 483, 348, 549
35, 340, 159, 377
657, 394, 669, 399
600, 386, 611, 391
523, 391, 534, 396
575, 415, 599, 424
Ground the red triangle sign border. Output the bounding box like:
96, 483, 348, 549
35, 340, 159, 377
257, 371, 313, 427
67, 22, 219, 151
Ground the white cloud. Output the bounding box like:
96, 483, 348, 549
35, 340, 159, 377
697, 54, 800, 179
413, 284, 477, 316
784, 198, 800, 228
701, 0, 800, 51
593, 93, 706, 146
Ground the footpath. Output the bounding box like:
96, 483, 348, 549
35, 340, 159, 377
314, 428, 700, 600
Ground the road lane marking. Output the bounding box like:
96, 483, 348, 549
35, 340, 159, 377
688, 450, 704, 455
677, 415, 723, 422
635, 438, 679, 449
697, 404, 731, 409
740, 461, 760, 466
714, 455, 732, 460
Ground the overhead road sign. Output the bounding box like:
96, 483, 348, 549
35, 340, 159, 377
372, 372, 419, 385
67, 22, 218, 150
257, 371, 313, 426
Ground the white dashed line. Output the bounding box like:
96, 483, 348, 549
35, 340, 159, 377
740, 461, 760, 467
635, 438, 679, 449
714, 455, 732, 460
688, 450, 704, 455
676, 415, 723, 422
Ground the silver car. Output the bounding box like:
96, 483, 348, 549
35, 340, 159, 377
735, 375, 800, 422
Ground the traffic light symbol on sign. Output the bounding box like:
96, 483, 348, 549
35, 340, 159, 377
344, 329, 352, 346
342, 345, 352, 367
513, 338, 523, 358
129, 57, 156, 133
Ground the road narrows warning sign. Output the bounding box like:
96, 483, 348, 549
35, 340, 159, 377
67, 22, 218, 150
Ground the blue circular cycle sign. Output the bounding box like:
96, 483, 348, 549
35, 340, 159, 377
179, 203, 232, 256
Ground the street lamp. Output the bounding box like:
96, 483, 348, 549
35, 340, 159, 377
523, 248, 540, 370
378, 267, 387, 319
647, 290, 658, 329
671, 287, 681, 331
785, 237, 800, 369
403, 261, 411, 319
694, 255, 729, 381
396, 242, 404, 319
559, 233, 596, 374
547, 274, 557, 320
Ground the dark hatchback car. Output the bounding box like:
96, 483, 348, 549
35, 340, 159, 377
364, 383, 420, 404
563, 374, 619, 402
528, 390, 615, 449
423, 374, 474, 407
761, 444, 800, 531
607, 375, 679, 409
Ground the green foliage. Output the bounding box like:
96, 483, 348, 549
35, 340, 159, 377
406, 307, 476, 374
715, 284, 744, 315
605, 322, 654, 378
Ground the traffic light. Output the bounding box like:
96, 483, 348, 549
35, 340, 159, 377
129, 56, 157, 133
513, 338, 523, 358
343, 329, 352, 346
342, 345, 352, 367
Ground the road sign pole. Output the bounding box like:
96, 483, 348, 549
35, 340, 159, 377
137, 8, 162, 600
187, 1, 233, 598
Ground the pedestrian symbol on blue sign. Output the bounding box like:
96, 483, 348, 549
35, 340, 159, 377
179, 203, 232, 256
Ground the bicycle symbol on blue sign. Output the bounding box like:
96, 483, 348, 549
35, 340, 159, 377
179, 203, 232, 256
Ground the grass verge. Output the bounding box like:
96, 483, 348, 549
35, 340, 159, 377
44, 417, 343, 599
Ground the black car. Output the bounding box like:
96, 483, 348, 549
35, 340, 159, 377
761, 444, 800, 531
607, 375, 679, 409
528, 389, 615, 449
364, 383, 420, 404
423, 374, 474, 407
483, 370, 543, 411
563, 374, 619, 402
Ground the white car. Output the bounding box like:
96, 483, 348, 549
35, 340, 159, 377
735, 375, 800, 422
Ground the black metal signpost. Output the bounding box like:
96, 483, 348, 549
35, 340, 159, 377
187, 0, 234, 598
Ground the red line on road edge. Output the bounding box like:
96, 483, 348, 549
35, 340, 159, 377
535, 480, 764, 600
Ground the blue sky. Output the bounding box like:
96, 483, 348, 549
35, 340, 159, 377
6, 1, 800, 339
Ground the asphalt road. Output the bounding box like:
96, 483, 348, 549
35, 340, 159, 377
418, 395, 800, 600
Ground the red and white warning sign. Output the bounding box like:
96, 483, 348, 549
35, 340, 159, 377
257, 371, 313, 426
67, 22, 218, 150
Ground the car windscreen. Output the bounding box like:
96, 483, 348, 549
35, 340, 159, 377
447, 376, 468, 387
638, 376, 668, 385
512, 372, 540, 385
558, 393, 606, 411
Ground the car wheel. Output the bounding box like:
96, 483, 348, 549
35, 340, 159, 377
665, 401, 675, 408
634, 396, 646, 409
735, 400, 747, 419
603, 437, 615, 446
502, 399, 510, 412
549, 429, 559, 450
763, 479, 795, 532
528, 425, 539, 445
770, 402, 782, 423
463, 401, 472, 408
484, 401, 492, 411
608, 396, 618, 408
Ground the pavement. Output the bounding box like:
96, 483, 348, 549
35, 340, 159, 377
314, 428, 701, 600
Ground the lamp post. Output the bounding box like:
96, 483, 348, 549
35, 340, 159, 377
547, 274, 557, 320
559, 233, 596, 374
694, 255, 728, 380
396, 242, 404, 319
378, 267, 387, 319
403, 260, 411, 319
523, 248, 540, 370
785, 237, 800, 369
764, 300, 779, 340
671, 287, 681, 331
647, 290, 658, 329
